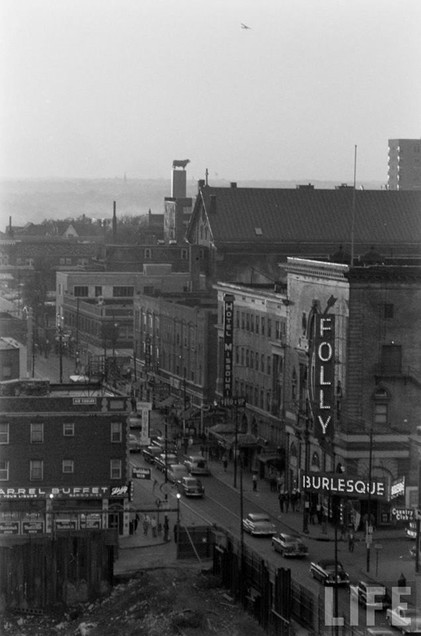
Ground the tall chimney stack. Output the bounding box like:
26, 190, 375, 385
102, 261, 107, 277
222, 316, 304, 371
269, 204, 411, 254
112, 201, 117, 242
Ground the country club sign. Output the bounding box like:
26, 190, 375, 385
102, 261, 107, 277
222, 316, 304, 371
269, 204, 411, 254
312, 313, 335, 440
301, 472, 388, 500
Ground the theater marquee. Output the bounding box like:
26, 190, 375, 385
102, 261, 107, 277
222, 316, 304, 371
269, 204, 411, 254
301, 472, 388, 500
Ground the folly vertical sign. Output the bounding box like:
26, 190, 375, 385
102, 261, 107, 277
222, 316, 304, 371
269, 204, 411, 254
223, 294, 235, 397
314, 314, 335, 440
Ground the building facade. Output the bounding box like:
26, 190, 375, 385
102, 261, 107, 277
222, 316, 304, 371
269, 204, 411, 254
388, 138, 421, 191
0, 382, 132, 537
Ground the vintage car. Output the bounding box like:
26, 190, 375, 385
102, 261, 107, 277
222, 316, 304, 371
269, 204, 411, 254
128, 433, 141, 453
184, 455, 210, 475
272, 532, 309, 558
141, 445, 162, 463
405, 521, 417, 539
154, 453, 178, 472
242, 513, 276, 537
166, 464, 189, 485
386, 605, 421, 633
310, 559, 350, 586
180, 476, 205, 497
355, 580, 391, 609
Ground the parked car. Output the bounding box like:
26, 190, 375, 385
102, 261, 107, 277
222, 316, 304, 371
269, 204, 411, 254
386, 605, 421, 633
142, 446, 162, 463
272, 532, 308, 558
180, 476, 205, 497
152, 437, 177, 453
355, 580, 391, 609
154, 453, 178, 472
405, 521, 417, 539
128, 433, 141, 453
184, 455, 210, 476
310, 559, 350, 586
242, 513, 276, 537
167, 464, 189, 485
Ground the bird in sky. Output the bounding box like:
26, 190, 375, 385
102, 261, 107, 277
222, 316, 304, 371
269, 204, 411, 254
241, 23, 251, 30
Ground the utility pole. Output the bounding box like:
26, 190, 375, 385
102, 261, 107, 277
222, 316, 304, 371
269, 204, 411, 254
366, 427, 374, 572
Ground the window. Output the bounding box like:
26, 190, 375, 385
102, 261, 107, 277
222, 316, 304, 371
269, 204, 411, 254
261, 354, 265, 372
267, 319, 272, 338
246, 314, 250, 331
241, 348, 244, 365
30, 460, 44, 481
77, 258, 88, 266
374, 403, 388, 426
30, 423, 44, 443
250, 351, 254, 368
63, 423, 75, 437
245, 349, 249, 366
235, 346, 239, 364
59, 257, 65, 265
255, 316, 259, 334
95, 286, 103, 297
62, 460, 74, 474
241, 313, 245, 329
236, 309, 240, 328
311, 452, 320, 468
65, 258, 71, 265
144, 248, 151, 259
0, 460, 9, 481
381, 344, 402, 373
261, 317, 265, 335
384, 304, 394, 319
74, 286, 88, 297
267, 356, 271, 375
111, 422, 122, 443
0, 423, 9, 444
113, 286, 134, 297
110, 459, 122, 480
181, 248, 188, 260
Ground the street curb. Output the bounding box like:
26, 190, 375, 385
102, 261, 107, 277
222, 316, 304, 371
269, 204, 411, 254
119, 539, 170, 550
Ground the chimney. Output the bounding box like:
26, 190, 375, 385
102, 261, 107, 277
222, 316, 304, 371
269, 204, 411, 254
230, 182, 237, 189
112, 201, 117, 242
209, 194, 216, 214
198, 179, 205, 192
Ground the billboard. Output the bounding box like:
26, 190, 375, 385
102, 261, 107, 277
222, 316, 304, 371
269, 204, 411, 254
301, 472, 388, 500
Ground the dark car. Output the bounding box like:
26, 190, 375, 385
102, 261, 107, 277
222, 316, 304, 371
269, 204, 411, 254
180, 476, 205, 497
272, 532, 309, 558
242, 513, 276, 537
355, 580, 391, 609
154, 453, 178, 472
166, 464, 189, 485
141, 446, 162, 463
310, 559, 350, 586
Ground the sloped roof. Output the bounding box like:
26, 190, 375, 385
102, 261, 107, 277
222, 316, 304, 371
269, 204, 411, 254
186, 186, 421, 248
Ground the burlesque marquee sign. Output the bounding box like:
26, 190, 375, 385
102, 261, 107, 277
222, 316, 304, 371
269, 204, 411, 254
311, 313, 335, 440
223, 294, 235, 397
301, 472, 388, 500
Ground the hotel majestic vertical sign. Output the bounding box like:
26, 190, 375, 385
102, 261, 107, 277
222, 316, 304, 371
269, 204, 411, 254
223, 294, 235, 397
312, 314, 335, 440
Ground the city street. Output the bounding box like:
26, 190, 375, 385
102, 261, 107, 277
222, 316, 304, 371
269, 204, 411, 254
128, 448, 420, 631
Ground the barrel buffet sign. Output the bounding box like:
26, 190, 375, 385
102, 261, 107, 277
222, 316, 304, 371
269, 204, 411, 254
311, 313, 335, 440
223, 294, 235, 398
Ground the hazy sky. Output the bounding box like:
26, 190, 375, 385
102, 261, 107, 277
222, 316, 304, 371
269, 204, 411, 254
1, 0, 420, 183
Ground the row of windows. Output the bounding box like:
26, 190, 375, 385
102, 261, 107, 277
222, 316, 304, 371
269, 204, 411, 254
235, 348, 272, 374
234, 380, 272, 412
0, 459, 122, 481
0, 422, 124, 444
227, 310, 286, 341
144, 248, 188, 260
73, 286, 134, 298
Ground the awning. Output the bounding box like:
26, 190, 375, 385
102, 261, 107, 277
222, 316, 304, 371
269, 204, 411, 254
180, 406, 201, 420
257, 454, 282, 463
208, 423, 236, 435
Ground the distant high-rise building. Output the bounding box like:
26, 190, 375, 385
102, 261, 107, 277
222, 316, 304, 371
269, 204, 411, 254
388, 138, 421, 190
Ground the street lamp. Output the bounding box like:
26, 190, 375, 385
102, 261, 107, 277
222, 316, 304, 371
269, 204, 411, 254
176, 492, 181, 558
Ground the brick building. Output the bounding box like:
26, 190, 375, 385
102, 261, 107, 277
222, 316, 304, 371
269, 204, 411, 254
0, 381, 132, 537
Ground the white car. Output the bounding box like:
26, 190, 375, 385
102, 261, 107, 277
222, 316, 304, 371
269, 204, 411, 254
242, 513, 276, 536
128, 433, 141, 453
386, 605, 421, 633
167, 464, 188, 485
310, 559, 350, 586
272, 532, 309, 558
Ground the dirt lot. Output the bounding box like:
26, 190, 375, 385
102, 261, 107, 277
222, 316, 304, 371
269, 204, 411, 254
1, 567, 267, 636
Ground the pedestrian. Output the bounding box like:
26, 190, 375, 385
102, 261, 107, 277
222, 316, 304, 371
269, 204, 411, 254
164, 515, 170, 542
398, 573, 407, 588
223, 455, 228, 472
134, 513, 139, 533
278, 491, 284, 513
316, 504, 323, 525
284, 492, 290, 513
151, 515, 157, 537
348, 529, 355, 552
252, 473, 258, 492
290, 490, 297, 512
143, 514, 150, 536
269, 473, 277, 492
173, 522, 178, 543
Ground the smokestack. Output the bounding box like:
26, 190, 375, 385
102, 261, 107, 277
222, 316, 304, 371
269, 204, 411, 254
230, 182, 237, 189
112, 201, 117, 242
198, 179, 205, 192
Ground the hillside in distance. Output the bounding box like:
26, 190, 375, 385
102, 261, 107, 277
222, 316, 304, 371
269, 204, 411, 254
0, 177, 384, 228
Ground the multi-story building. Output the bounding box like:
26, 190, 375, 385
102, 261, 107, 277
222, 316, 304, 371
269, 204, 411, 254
133, 291, 217, 420
0, 380, 132, 537
213, 281, 288, 472
388, 138, 421, 191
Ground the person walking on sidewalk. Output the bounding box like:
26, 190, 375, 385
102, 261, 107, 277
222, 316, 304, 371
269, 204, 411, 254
348, 529, 355, 552
222, 455, 228, 472
143, 514, 150, 536
151, 515, 157, 538
252, 472, 258, 491
278, 491, 284, 513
